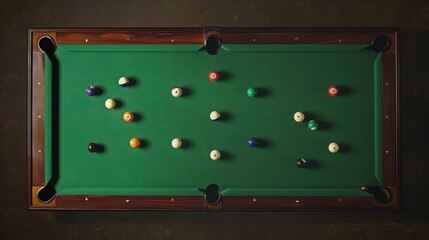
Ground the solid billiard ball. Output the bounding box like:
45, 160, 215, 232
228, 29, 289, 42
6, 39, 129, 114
171, 138, 182, 149
130, 138, 140, 148
328, 142, 340, 153
210, 111, 221, 121
247, 137, 258, 147
171, 87, 182, 97
308, 120, 318, 130
87, 143, 100, 153
296, 158, 307, 168
328, 86, 339, 96
118, 77, 129, 87
208, 71, 219, 82
210, 150, 221, 160
86, 86, 96, 96
247, 87, 257, 97
105, 98, 116, 109
294, 112, 305, 122
123, 112, 134, 122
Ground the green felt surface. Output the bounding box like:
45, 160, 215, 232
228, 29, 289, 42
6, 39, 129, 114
45, 44, 382, 196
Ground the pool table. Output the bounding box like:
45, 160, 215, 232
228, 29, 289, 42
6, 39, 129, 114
28, 28, 399, 210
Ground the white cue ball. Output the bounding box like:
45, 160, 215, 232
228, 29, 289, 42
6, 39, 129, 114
210, 111, 221, 121
294, 112, 305, 122
171, 138, 182, 149
210, 150, 221, 160
118, 77, 129, 87
171, 87, 182, 97
105, 98, 116, 109
328, 142, 340, 153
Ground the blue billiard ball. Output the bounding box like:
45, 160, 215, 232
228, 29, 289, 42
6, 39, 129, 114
86, 86, 96, 96
118, 77, 129, 87
247, 137, 258, 147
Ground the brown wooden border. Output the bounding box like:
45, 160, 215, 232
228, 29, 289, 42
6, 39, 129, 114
28, 28, 399, 210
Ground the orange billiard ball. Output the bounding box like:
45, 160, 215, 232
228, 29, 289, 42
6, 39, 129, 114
130, 138, 140, 148
123, 112, 134, 122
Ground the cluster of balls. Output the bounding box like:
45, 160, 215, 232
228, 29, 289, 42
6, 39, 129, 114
87, 75, 341, 161
171, 71, 220, 160
86, 74, 227, 160
86, 77, 143, 150
292, 86, 340, 168
170, 71, 265, 160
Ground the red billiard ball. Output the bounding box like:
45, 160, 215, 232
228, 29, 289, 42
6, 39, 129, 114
208, 71, 219, 82
328, 86, 339, 96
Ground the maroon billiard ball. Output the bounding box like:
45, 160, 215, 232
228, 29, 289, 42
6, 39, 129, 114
88, 143, 101, 153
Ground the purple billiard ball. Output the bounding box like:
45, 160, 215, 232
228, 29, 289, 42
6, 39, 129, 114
86, 86, 96, 96
247, 137, 258, 147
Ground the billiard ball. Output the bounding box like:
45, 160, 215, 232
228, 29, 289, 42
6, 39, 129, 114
105, 98, 116, 109
210, 150, 221, 160
208, 71, 219, 82
328, 86, 339, 96
247, 137, 258, 147
328, 142, 340, 153
86, 86, 96, 96
88, 143, 100, 153
294, 112, 305, 122
123, 112, 134, 122
171, 138, 182, 149
171, 87, 182, 97
210, 111, 221, 121
247, 87, 257, 97
118, 77, 129, 87
296, 158, 307, 168
308, 120, 318, 130
130, 138, 140, 148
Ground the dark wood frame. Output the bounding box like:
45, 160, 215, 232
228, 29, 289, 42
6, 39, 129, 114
28, 28, 399, 210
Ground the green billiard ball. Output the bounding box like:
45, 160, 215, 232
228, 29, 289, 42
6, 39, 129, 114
308, 120, 318, 130
247, 87, 257, 97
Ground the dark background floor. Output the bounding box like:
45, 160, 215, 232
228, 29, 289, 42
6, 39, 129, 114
1, 0, 429, 239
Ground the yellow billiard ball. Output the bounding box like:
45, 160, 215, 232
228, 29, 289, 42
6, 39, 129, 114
328, 142, 340, 153
294, 112, 305, 122
123, 112, 134, 122
130, 138, 140, 148
171, 138, 182, 149
105, 98, 116, 109
210, 111, 220, 121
